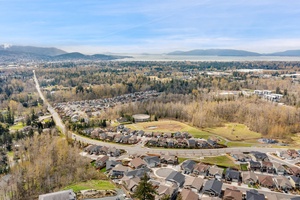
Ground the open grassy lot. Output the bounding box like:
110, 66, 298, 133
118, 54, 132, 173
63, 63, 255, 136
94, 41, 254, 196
203, 123, 261, 141
125, 120, 212, 139
200, 155, 240, 169
9, 122, 25, 131
64, 180, 115, 192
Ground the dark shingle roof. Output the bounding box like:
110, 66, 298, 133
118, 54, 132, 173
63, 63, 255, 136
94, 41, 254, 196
246, 189, 265, 200
203, 179, 222, 194
182, 160, 196, 171
143, 156, 160, 165
166, 171, 185, 186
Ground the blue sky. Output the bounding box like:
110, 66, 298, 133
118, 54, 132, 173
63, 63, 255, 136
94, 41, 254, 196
0, 0, 300, 53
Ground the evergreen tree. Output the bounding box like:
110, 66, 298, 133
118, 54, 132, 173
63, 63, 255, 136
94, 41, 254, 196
133, 173, 157, 200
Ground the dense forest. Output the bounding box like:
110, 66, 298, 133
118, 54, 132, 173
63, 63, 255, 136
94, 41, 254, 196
0, 134, 103, 200
110, 94, 300, 139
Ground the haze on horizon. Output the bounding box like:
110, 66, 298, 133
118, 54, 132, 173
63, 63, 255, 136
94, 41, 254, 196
0, 0, 300, 54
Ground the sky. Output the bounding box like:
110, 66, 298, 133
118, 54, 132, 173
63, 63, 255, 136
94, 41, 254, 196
0, 0, 300, 54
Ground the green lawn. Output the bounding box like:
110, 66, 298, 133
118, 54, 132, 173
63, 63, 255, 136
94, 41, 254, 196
125, 120, 212, 139
203, 123, 261, 141
201, 155, 239, 169
64, 180, 115, 192
240, 163, 249, 171
9, 122, 25, 131
226, 142, 254, 147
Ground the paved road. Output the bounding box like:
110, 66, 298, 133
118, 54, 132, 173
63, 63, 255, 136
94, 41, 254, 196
33, 70, 67, 134
33, 70, 287, 157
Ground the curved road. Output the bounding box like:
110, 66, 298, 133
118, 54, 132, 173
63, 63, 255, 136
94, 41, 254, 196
33, 70, 282, 156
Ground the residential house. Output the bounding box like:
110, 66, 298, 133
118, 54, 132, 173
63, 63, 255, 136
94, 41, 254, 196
160, 154, 178, 165
180, 188, 198, 200
128, 135, 138, 144
95, 155, 109, 169
166, 171, 185, 187
225, 168, 240, 182
241, 171, 258, 185
289, 166, 300, 177
163, 132, 172, 138
274, 175, 293, 191
261, 161, 275, 174
207, 139, 218, 148
193, 162, 210, 176
249, 160, 261, 171
109, 164, 130, 179
231, 153, 247, 162
289, 175, 300, 189
106, 160, 121, 171
114, 134, 123, 143
251, 152, 269, 162
143, 156, 160, 168
198, 140, 209, 148
173, 132, 182, 139
106, 132, 115, 142
182, 132, 191, 139
203, 179, 223, 197
223, 187, 243, 200
181, 160, 196, 174
156, 184, 178, 200
124, 167, 150, 178
257, 175, 275, 189
208, 165, 224, 180
184, 176, 204, 192
147, 138, 158, 146
287, 149, 299, 159
121, 135, 131, 144
272, 162, 285, 175
186, 139, 196, 148
137, 130, 144, 137
123, 177, 140, 192
129, 157, 147, 169
99, 146, 109, 155
39, 189, 76, 200
245, 190, 265, 200
99, 133, 107, 140
108, 147, 121, 157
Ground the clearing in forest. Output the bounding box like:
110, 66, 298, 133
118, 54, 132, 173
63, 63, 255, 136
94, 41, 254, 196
203, 123, 261, 141
125, 120, 212, 139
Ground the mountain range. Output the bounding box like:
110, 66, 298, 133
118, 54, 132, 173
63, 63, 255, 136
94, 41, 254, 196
167, 49, 300, 56
0, 45, 129, 63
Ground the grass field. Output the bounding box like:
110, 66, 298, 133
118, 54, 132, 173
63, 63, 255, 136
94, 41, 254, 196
126, 120, 212, 139
201, 155, 240, 169
240, 163, 249, 171
64, 180, 115, 192
203, 123, 261, 141
9, 122, 25, 131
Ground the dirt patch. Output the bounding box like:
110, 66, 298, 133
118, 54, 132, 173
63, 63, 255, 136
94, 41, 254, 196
143, 123, 183, 132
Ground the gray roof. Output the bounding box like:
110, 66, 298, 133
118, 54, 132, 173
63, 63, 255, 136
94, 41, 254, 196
203, 179, 222, 195
39, 189, 76, 200
225, 168, 240, 180
143, 156, 160, 165
125, 167, 150, 178
166, 171, 185, 186
182, 160, 196, 171
106, 160, 121, 171
246, 190, 265, 200
291, 175, 300, 183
